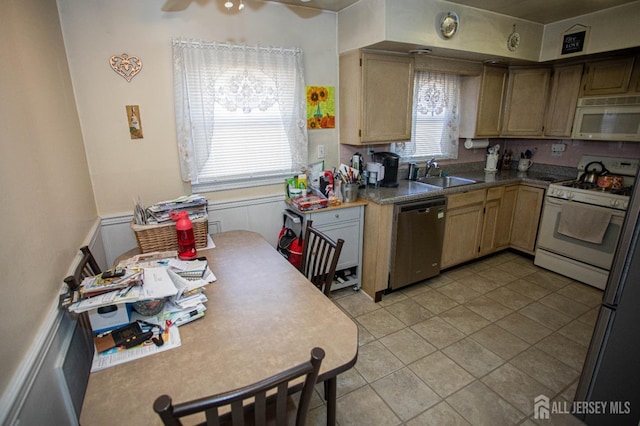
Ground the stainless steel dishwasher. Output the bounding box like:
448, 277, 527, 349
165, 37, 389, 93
389, 198, 447, 291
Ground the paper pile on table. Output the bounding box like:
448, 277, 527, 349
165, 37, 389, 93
69, 252, 215, 329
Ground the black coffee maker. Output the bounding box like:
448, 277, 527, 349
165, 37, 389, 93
372, 152, 400, 187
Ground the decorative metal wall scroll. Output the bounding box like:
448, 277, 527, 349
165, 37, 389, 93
110, 53, 143, 82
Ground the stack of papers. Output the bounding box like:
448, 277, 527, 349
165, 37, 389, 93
68, 251, 216, 321
80, 269, 143, 298
90, 324, 182, 372
79, 250, 217, 371
168, 258, 208, 280
146, 194, 208, 224
161, 262, 213, 326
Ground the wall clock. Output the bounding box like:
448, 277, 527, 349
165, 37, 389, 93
439, 12, 459, 39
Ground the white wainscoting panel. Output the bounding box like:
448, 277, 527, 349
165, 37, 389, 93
100, 195, 287, 266
207, 195, 287, 248
1, 220, 102, 426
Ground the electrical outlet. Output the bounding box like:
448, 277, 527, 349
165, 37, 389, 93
551, 143, 565, 157
317, 144, 325, 159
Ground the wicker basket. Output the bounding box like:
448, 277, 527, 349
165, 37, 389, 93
131, 215, 209, 253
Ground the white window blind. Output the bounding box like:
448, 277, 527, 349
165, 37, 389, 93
173, 39, 308, 191
393, 71, 460, 161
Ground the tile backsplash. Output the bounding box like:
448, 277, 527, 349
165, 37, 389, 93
339, 139, 640, 170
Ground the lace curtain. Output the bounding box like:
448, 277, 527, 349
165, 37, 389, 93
172, 39, 307, 186
394, 71, 460, 161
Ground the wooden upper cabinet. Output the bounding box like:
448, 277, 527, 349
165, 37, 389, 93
501, 68, 551, 136
544, 64, 584, 138
339, 50, 414, 145
460, 65, 508, 138
582, 57, 635, 96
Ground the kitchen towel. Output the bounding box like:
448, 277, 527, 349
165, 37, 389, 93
557, 203, 612, 244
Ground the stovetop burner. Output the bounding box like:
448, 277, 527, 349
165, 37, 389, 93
548, 155, 638, 211
562, 181, 597, 190
558, 180, 633, 196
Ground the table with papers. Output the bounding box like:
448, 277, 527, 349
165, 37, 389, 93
69, 249, 217, 371
80, 230, 358, 426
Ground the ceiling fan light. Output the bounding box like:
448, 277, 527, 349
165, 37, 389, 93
238, 0, 245, 10
224, 1, 233, 9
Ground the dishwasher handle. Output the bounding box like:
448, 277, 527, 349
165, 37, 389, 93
398, 198, 446, 213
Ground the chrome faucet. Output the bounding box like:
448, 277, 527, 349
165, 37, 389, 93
425, 158, 439, 177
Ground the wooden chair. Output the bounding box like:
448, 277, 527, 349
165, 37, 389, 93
63, 246, 102, 345
153, 347, 325, 426
64, 246, 102, 293
61, 246, 102, 418
299, 220, 345, 296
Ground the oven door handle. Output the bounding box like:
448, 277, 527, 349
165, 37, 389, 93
545, 196, 626, 218
544, 197, 566, 207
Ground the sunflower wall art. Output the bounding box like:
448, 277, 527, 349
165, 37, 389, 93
306, 86, 335, 129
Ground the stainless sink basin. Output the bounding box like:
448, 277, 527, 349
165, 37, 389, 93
405, 180, 443, 193
417, 176, 478, 188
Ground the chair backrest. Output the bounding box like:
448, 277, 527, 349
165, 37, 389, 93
64, 246, 102, 292
154, 347, 325, 426
63, 246, 102, 334
299, 220, 345, 296
61, 246, 102, 417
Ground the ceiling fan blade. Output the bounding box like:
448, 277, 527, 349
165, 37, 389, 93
161, 0, 191, 11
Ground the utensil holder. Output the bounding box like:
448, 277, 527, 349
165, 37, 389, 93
342, 183, 359, 203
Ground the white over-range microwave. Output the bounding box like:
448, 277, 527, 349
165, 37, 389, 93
572, 95, 640, 141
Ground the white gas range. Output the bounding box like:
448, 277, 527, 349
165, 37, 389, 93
535, 155, 639, 289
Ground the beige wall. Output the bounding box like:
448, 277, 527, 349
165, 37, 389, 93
339, 0, 544, 60
339, 0, 640, 63
0, 0, 97, 396
57, 0, 340, 216
541, 2, 640, 61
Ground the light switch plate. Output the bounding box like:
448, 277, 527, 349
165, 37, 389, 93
317, 145, 325, 159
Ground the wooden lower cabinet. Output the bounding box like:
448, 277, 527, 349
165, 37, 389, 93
441, 189, 486, 269
361, 202, 394, 300
495, 185, 518, 250
361, 183, 545, 300
510, 184, 545, 254
442, 183, 534, 269
479, 185, 517, 256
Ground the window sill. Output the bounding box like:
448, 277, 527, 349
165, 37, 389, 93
193, 174, 295, 193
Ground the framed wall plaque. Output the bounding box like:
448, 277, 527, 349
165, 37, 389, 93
560, 25, 590, 57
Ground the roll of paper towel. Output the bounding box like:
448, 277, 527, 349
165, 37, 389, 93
464, 138, 489, 149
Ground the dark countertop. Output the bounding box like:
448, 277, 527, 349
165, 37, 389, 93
359, 165, 576, 205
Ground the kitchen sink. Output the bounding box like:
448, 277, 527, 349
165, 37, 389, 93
417, 176, 478, 188
405, 180, 443, 193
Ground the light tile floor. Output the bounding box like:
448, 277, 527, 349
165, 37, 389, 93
307, 251, 603, 426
